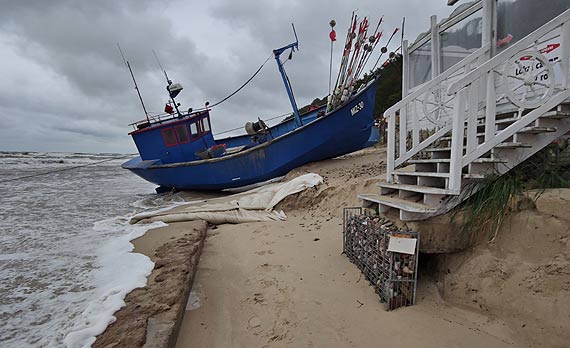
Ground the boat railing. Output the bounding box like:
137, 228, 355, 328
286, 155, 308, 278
128, 110, 208, 131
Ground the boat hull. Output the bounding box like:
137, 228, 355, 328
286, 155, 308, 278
123, 80, 377, 190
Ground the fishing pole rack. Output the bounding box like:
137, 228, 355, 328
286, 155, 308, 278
343, 207, 419, 311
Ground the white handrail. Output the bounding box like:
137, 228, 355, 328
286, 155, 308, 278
445, 10, 570, 194
384, 44, 490, 117
448, 9, 570, 95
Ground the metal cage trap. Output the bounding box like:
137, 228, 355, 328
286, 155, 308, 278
343, 207, 419, 310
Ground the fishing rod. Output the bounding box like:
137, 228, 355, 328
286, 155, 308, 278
328, 19, 336, 95
117, 43, 150, 123
334, 13, 357, 94
354, 16, 383, 79
343, 17, 369, 93
344, 17, 376, 93
152, 50, 183, 117
328, 12, 358, 111
371, 27, 399, 72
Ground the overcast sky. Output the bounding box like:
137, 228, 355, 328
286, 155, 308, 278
0, 0, 454, 153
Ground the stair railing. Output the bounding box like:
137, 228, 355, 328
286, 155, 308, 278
447, 9, 570, 192
385, 44, 490, 183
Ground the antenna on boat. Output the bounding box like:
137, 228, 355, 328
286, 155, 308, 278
273, 23, 302, 127
152, 50, 183, 117
117, 43, 150, 123
292, 23, 299, 48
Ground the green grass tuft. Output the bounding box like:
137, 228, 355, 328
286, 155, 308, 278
456, 142, 570, 241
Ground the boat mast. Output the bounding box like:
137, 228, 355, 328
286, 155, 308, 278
153, 50, 183, 117
273, 24, 302, 127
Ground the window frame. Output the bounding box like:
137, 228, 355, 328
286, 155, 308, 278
161, 127, 179, 147
174, 124, 191, 144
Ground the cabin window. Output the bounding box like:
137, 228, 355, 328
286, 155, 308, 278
161, 128, 178, 147
202, 118, 211, 132
190, 122, 198, 135
174, 124, 190, 144
440, 9, 482, 72
409, 40, 432, 88
497, 0, 570, 53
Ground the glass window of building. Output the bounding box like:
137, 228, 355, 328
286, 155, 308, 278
497, 0, 570, 53
440, 9, 483, 72
409, 40, 432, 88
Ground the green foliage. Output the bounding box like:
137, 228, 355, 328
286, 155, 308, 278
297, 55, 403, 119
458, 173, 524, 241
457, 142, 570, 240
371, 56, 403, 120
298, 97, 327, 114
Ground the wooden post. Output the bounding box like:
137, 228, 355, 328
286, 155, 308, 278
400, 107, 408, 161
387, 113, 396, 183
561, 22, 570, 88
482, 0, 495, 58
484, 71, 496, 142
430, 15, 440, 79
449, 88, 466, 192
466, 81, 479, 153
402, 40, 410, 97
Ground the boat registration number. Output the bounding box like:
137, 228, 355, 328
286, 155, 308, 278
350, 101, 364, 116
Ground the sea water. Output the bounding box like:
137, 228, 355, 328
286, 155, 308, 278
0, 152, 184, 348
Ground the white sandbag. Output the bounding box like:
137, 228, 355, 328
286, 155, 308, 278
134, 209, 286, 225
130, 173, 322, 225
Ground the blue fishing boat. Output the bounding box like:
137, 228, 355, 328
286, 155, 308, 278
122, 26, 379, 191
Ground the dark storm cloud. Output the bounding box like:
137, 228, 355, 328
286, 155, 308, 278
0, 0, 204, 98
0, 0, 453, 152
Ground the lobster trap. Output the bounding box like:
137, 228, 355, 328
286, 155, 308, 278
343, 207, 419, 310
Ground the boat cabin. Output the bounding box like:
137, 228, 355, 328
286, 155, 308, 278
129, 111, 217, 164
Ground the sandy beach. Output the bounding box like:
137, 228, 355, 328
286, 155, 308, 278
174, 213, 515, 348
99, 145, 570, 348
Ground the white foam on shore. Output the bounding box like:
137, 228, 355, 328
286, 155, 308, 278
62, 216, 166, 348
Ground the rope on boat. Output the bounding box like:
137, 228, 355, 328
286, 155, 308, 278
194, 53, 274, 112
0, 154, 138, 183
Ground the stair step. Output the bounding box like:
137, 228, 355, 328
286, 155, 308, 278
407, 158, 505, 164
440, 126, 555, 141
541, 110, 570, 118
490, 111, 570, 126
358, 193, 437, 213
426, 141, 529, 152
518, 126, 557, 134
394, 171, 449, 178
424, 147, 453, 152
394, 170, 493, 180
463, 173, 487, 179
495, 142, 531, 148
378, 182, 454, 195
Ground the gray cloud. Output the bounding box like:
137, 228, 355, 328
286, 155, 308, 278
0, 0, 452, 153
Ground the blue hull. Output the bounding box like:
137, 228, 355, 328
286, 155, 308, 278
123, 80, 377, 190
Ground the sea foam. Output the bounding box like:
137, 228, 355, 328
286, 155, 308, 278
63, 217, 166, 348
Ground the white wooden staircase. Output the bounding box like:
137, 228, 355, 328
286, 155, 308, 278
360, 10, 570, 221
